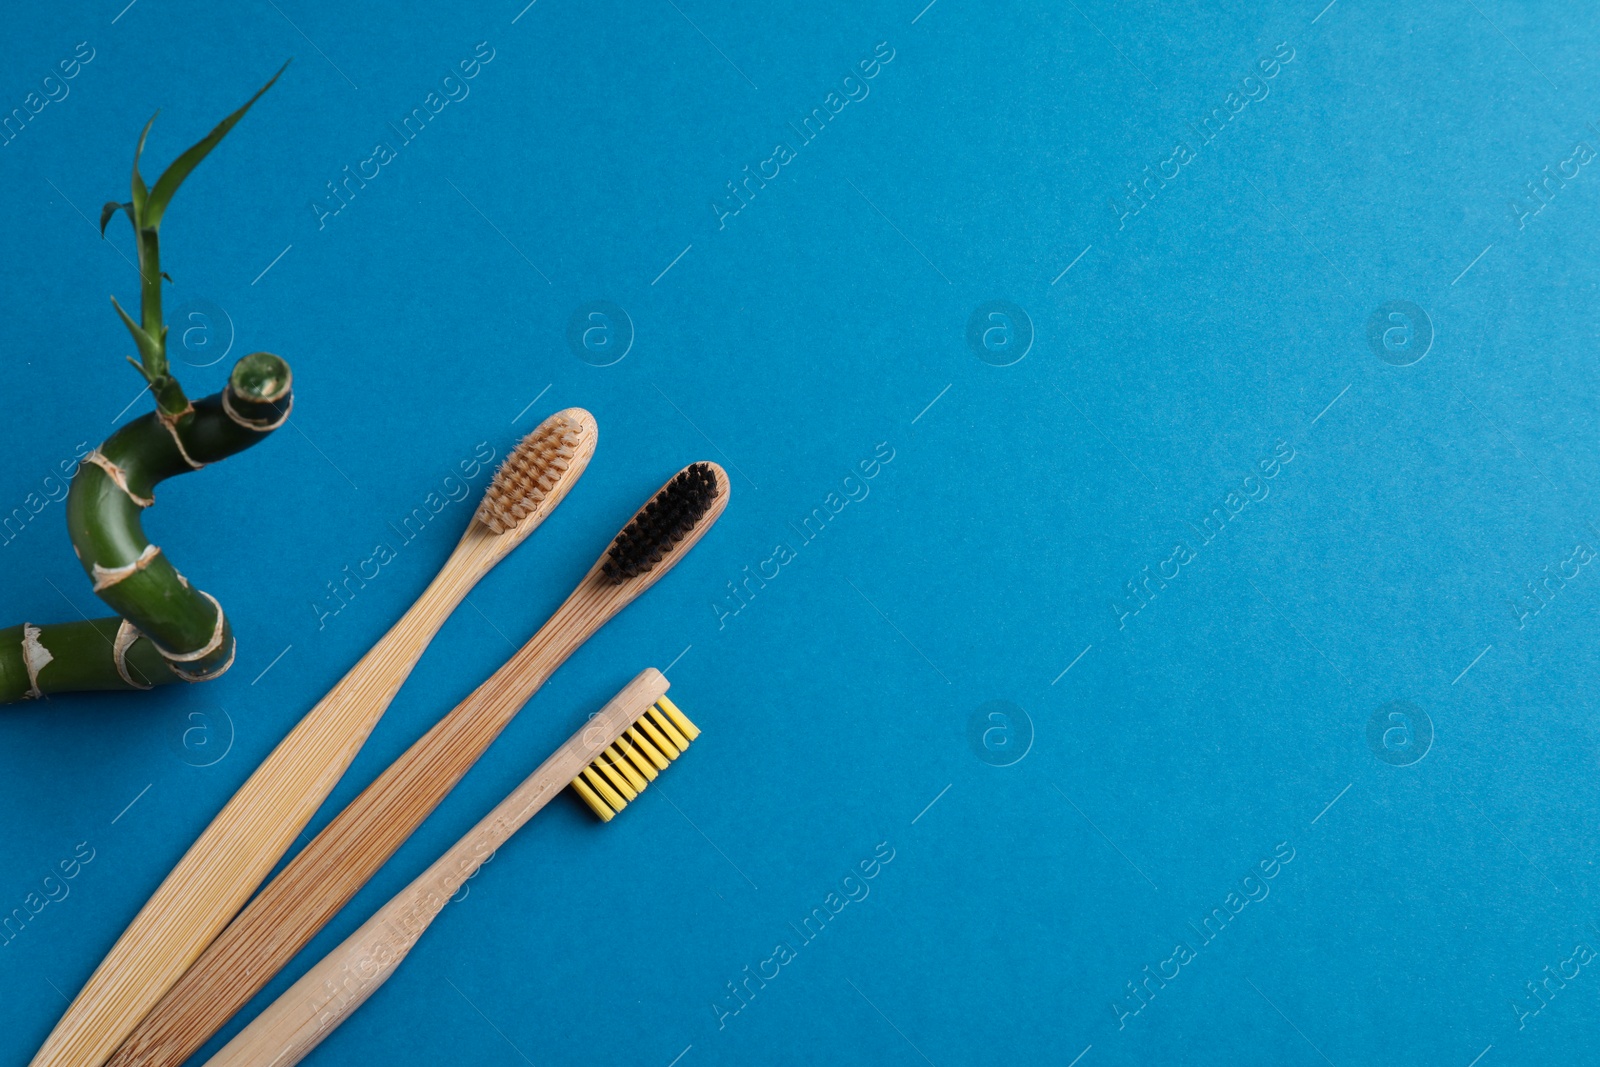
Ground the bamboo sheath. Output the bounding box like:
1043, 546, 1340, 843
108, 464, 729, 1067
31, 412, 597, 1067
203, 668, 670, 1067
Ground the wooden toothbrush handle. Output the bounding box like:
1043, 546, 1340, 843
201, 891, 430, 1067
205, 669, 669, 1067
31, 535, 498, 1067
116, 466, 727, 1067
108, 574, 627, 1067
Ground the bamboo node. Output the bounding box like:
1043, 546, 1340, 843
172, 635, 235, 682
20, 623, 52, 699
92, 543, 163, 592
223, 387, 293, 432
112, 619, 154, 690
148, 590, 227, 663
159, 411, 205, 470
84, 449, 155, 508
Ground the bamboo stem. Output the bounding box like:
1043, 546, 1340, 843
135, 227, 168, 390
54, 356, 292, 687
0, 618, 167, 701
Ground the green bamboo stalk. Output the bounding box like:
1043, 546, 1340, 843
0, 620, 167, 700
1, 66, 291, 705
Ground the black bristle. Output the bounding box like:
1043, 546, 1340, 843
603, 463, 718, 583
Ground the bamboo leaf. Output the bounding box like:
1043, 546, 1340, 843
143, 62, 288, 231
99, 201, 134, 237
111, 296, 158, 365
131, 112, 156, 222
125, 355, 154, 384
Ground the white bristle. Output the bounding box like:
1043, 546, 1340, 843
476, 415, 584, 533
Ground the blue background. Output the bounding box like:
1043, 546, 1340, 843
2, 1, 1598, 1065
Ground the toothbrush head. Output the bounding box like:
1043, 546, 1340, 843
571, 693, 700, 821
475, 408, 598, 535
602, 462, 724, 584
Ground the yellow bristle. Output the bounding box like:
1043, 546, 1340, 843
626, 726, 671, 770
647, 706, 691, 751
606, 744, 648, 791
571, 778, 615, 821
582, 766, 627, 813
614, 735, 659, 780
593, 754, 637, 801
637, 716, 680, 759
570, 692, 704, 822
656, 695, 700, 740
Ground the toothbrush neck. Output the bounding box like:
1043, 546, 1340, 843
518, 575, 639, 682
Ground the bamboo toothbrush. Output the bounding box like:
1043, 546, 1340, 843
202, 667, 698, 1067
107, 462, 729, 1067
30, 409, 598, 1067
